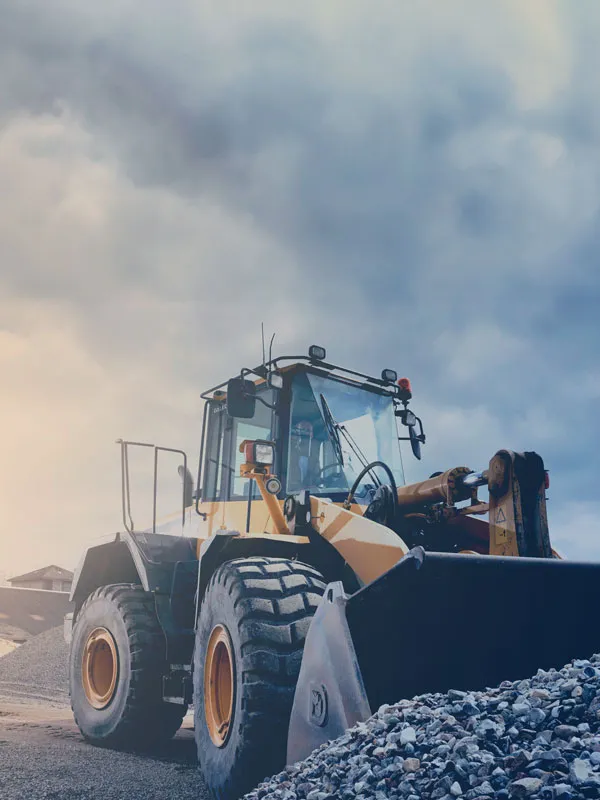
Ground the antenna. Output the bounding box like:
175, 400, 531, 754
261, 323, 266, 366
268, 332, 276, 364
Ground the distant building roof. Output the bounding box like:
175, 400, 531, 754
8, 565, 74, 584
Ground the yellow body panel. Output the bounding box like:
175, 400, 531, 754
202, 499, 284, 538
166, 491, 409, 584
310, 496, 408, 584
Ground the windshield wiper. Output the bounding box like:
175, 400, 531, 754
319, 394, 382, 490
319, 394, 344, 466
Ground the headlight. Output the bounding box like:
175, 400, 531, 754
242, 439, 275, 466
254, 442, 274, 465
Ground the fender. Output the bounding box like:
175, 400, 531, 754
68, 531, 199, 662
69, 531, 197, 614
70, 535, 144, 613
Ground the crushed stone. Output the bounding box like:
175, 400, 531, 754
0, 625, 68, 702
245, 654, 600, 800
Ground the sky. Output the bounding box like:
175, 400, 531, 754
2, 1, 600, 575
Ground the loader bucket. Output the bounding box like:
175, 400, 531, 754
287, 547, 600, 765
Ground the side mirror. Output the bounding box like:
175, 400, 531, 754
227, 377, 256, 419
409, 425, 422, 461
178, 465, 195, 507
396, 407, 425, 460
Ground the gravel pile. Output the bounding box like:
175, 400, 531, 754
0, 625, 68, 702
245, 655, 600, 800
0, 638, 19, 657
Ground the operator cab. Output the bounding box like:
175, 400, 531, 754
198, 346, 425, 509
115, 346, 426, 545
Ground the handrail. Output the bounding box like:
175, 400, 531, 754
117, 439, 188, 534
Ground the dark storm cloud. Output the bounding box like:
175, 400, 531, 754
2, 0, 600, 560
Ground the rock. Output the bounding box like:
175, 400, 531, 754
532, 689, 552, 700
554, 725, 579, 740
553, 785, 574, 799
570, 758, 592, 784
528, 708, 547, 727
510, 777, 543, 795
475, 719, 502, 739
401, 727, 417, 745
471, 781, 494, 797
403, 758, 421, 773
537, 747, 563, 762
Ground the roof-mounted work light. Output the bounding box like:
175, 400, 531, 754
308, 345, 326, 361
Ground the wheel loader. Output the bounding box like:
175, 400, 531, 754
65, 345, 600, 799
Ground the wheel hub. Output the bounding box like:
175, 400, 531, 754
204, 624, 235, 747
82, 627, 118, 709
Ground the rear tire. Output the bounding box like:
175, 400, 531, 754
69, 583, 186, 748
194, 557, 326, 800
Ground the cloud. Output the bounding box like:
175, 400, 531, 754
551, 501, 600, 561
2, 1, 600, 571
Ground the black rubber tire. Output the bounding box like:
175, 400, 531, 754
194, 557, 326, 800
69, 583, 186, 748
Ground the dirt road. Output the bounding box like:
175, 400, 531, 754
0, 698, 210, 800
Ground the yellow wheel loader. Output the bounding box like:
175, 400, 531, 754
65, 345, 599, 800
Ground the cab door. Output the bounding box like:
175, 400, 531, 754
199, 389, 276, 536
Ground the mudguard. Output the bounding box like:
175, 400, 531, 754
68, 531, 199, 664
69, 536, 145, 607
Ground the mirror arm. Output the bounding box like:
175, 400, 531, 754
254, 395, 278, 411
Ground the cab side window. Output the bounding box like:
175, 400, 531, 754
202, 401, 227, 502
227, 390, 274, 500
202, 391, 274, 502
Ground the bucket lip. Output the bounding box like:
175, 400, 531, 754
348, 546, 598, 602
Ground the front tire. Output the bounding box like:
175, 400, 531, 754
69, 583, 186, 748
194, 557, 325, 800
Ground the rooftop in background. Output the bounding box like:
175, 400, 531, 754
8, 565, 74, 593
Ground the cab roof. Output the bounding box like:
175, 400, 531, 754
200, 351, 405, 401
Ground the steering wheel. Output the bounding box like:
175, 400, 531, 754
345, 460, 399, 528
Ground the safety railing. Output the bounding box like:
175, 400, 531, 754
117, 439, 188, 534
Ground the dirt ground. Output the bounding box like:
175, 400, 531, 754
0, 697, 210, 800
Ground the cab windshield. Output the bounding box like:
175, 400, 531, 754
286, 371, 405, 498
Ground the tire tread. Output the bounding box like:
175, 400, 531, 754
71, 583, 185, 748
196, 557, 326, 799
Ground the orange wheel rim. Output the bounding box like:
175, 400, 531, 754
204, 624, 235, 747
82, 627, 118, 709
